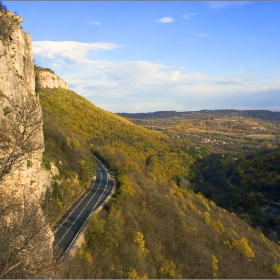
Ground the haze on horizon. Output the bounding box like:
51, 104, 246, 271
5, 1, 280, 113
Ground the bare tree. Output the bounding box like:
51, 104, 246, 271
0, 93, 56, 277
0, 93, 44, 182
0, 192, 56, 278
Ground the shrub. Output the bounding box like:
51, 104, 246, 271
0, 2, 8, 11
119, 175, 135, 198
232, 237, 255, 258
272, 263, 280, 277
211, 255, 218, 279
204, 211, 210, 224
0, 4, 13, 42
223, 237, 255, 258
158, 259, 182, 279
27, 159, 32, 168
41, 158, 51, 170
127, 268, 148, 279
216, 220, 225, 233
133, 231, 148, 255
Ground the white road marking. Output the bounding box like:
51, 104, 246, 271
53, 166, 100, 234
54, 164, 103, 247
63, 167, 110, 256
54, 162, 110, 251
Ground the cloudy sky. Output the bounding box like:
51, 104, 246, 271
5, 1, 280, 113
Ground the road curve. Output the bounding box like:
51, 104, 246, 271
53, 156, 115, 259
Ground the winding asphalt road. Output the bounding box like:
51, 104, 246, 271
53, 157, 115, 259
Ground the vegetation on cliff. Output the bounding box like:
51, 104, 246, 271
0, 2, 13, 41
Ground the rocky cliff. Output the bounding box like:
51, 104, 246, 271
0, 9, 51, 198
0, 11, 34, 99
35, 66, 68, 89
0, 7, 55, 278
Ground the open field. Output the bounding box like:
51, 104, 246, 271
119, 110, 280, 154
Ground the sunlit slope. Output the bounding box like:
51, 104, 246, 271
39, 87, 198, 183
39, 87, 280, 278
39, 88, 97, 222
40, 87, 146, 141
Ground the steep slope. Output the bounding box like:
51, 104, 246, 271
232, 148, 280, 238
190, 148, 280, 240
0, 6, 54, 278
39, 86, 280, 278
37, 94, 96, 223
233, 148, 280, 200
39, 87, 200, 184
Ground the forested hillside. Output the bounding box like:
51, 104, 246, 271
39, 87, 207, 185
38, 87, 96, 223
190, 147, 280, 242
38, 86, 280, 278
233, 148, 280, 200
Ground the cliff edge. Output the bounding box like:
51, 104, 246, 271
35, 65, 68, 89
0, 6, 55, 278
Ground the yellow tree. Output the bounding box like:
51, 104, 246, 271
211, 255, 218, 279
133, 231, 148, 255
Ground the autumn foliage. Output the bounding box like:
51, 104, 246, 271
38, 86, 280, 278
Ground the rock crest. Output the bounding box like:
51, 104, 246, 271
36, 68, 68, 89
0, 8, 55, 277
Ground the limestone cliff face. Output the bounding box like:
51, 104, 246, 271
0, 11, 35, 100
36, 68, 68, 89
0, 8, 54, 277
0, 9, 50, 198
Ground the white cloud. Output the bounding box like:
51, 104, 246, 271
176, 37, 195, 43
33, 41, 280, 113
89, 21, 101, 25
184, 13, 197, 20
196, 34, 208, 37
32, 41, 122, 64
155, 17, 174, 23
62, 61, 276, 112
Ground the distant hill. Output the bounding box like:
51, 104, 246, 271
118, 109, 280, 122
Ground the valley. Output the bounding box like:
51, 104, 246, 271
38, 84, 280, 278
119, 111, 280, 242
118, 110, 280, 154
1, 4, 280, 278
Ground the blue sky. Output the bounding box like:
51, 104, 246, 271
5, 1, 280, 113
